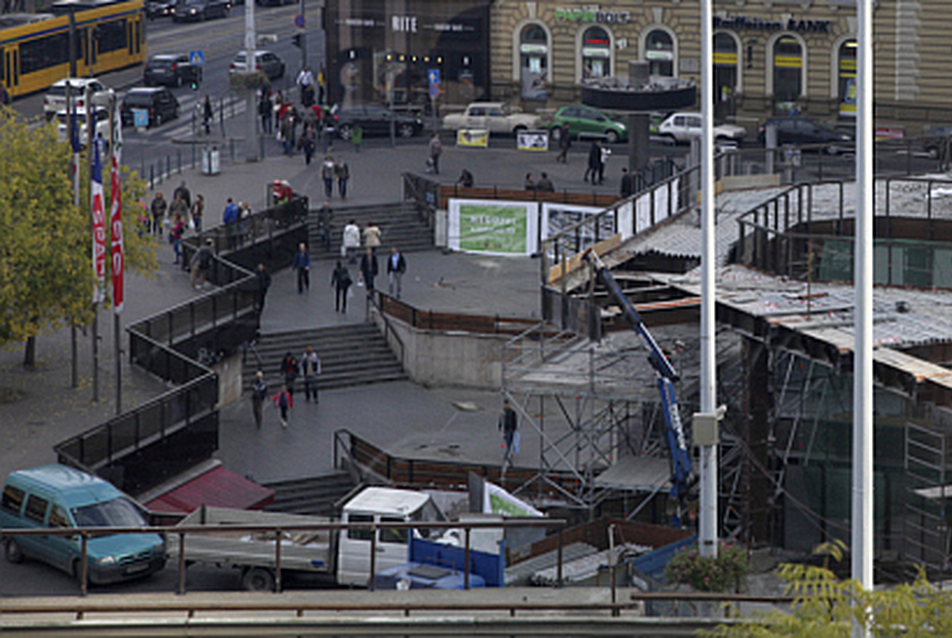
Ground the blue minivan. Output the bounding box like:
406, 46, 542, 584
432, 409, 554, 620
0, 465, 166, 585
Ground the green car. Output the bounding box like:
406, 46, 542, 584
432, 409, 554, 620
545, 104, 628, 144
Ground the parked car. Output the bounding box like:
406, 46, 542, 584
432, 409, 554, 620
120, 87, 180, 127
170, 0, 229, 22
54, 106, 110, 147
757, 116, 854, 153
545, 104, 627, 144
43, 78, 114, 121
229, 50, 285, 81
921, 126, 952, 158
442, 102, 542, 136
656, 112, 747, 145
145, 0, 175, 18
144, 53, 201, 88
330, 104, 423, 140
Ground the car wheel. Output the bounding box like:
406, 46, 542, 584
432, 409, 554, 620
397, 122, 415, 138
338, 124, 353, 141
604, 130, 619, 144
242, 567, 275, 592
5, 538, 23, 564
513, 125, 527, 138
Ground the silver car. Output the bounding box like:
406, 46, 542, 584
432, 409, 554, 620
229, 50, 285, 81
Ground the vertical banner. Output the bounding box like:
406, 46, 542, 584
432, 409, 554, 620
448, 199, 538, 256
110, 109, 124, 313
90, 137, 106, 303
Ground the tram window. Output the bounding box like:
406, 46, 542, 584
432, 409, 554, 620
20, 33, 69, 74
97, 20, 126, 54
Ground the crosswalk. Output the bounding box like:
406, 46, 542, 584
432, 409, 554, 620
124, 92, 250, 141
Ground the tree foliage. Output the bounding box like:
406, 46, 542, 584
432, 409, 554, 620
0, 107, 157, 348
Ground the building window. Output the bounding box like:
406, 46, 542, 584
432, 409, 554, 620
713, 31, 739, 118
644, 28, 674, 76
837, 39, 857, 117
581, 26, 610, 79
519, 23, 548, 99
772, 34, 803, 104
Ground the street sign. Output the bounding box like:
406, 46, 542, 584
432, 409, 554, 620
189, 50, 205, 66
428, 68, 440, 100
294, 13, 305, 28
133, 108, 148, 128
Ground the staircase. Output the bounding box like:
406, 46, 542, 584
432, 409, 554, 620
263, 471, 357, 516
308, 202, 433, 260
243, 325, 407, 393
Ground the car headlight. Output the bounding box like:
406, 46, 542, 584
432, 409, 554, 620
97, 555, 117, 566
618, 123, 627, 130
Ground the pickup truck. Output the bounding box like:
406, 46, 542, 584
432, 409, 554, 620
442, 102, 543, 136
169, 486, 446, 591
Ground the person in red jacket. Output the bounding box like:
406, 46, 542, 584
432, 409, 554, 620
270, 384, 293, 428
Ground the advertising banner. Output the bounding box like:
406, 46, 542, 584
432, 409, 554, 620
517, 129, 549, 151
449, 199, 538, 255
541, 203, 613, 253
483, 481, 544, 517
457, 128, 489, 148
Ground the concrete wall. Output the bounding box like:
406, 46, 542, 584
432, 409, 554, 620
216, 353, 244, 407
374, 311, 508, 390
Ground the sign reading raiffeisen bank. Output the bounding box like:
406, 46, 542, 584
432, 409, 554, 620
555, 7, 631, 24
449, 199, 539, 255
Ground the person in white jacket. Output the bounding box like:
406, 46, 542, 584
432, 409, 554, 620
342, 219, 361, 264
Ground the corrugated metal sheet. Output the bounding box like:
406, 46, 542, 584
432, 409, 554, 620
145, 465, 275, 514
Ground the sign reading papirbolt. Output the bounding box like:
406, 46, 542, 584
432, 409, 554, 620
449, 199, 539, 255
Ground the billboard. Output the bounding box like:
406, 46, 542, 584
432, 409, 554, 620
541, 203, 614, 253
448, 199, 539, 255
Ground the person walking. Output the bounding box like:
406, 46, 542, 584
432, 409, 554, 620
352, 124, 363, 152
255, 263, 271, 314
169, 192, 188, 228
619, 167, 633, 198
555, 123, 571, 163
190, 238, 215, 290
281, 109, 297, 156
190, 194, 204, 233
251, 371, 267, 429
335, 156, 350, 200
427, 132, 442, 175
321, 156, 335, 199
222, 197, 240, 250
296, 66, 315, 107
259, 89, 273, 134
279, 351, 298, 402
150, 192, 167, 236
584, 141, 600, 183
323, 118, 335, 153
342, 219, 360, 263
331, 260, 353, 313
270, 384, 293, 428
300, 346, 322, 403
498, 399, 519, 465
169, 213, 185, 265
359, 247, 378, 292
318, 202, 333, 251
598, 142, 611, 185
202, 95, 214, 135
292, 242, 311, 293
363, 221, 381, 254
173, 181, 191, 210
301, 123, 317, 166
387, 246, 407, 299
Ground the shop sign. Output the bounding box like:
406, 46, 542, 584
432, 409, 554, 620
555, 8, 631, 25
713, 15, 832, 33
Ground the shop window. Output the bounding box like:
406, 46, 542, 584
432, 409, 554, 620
644, 28, 674, 77
581, 26, 610, 79
519, 23, 548, 99
772, 35, 803, 104
837, 39, 857, 117
713, 32, 739, 118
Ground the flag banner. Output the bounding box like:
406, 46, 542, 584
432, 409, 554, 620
110, 109, 124, 313
91, 137, 106, 303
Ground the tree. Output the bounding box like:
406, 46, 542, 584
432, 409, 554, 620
0, 107, 157, 360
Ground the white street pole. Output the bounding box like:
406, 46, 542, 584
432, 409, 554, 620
245, 0, 258, 161
698, 0, 718, 559
852, 0, 874, 625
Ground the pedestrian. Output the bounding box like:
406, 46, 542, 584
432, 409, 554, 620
352, 124, 363, 152
297, 66, 315, 107
498, 399, 518, 464
620, 167, 633, 198
318, 202, 333, 251
251, 371, 267, 429
190, 238, 215, 290
292, 242, 311, 293
584, 141, 600, 183
335, 156, 350, 199
331, 260, 353, 313
202, 95, 213, 135
363, 220, 381, 254
323, 118, 335, 153
222, 197, 240, 250
169, 192, 188, 228
270, 384, 293, 428
190, 194, 204, 233
427, 132, 443, 175
255, 263, 271, 313
301, 123, 317, 165
556, 123, 571, 163
359, 247, 378, 292
598, 143, 611, 185
279, 351, 298, 402
173, 180, 191, 209
281, 109, 297, 156
321, 156, 335, 199
456, 169, 474, 188
169, 212, 185, 265
300, 346, 322, 403
387, 246, 407, 299
536, 171, 555, 192
150, 192, 167, 236
524, 173, 536, 191
259, 89, 273, 134
317, 65, 326, 105
342, 219, 360, 263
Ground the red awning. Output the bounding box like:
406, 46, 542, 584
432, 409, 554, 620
145, 465, 274, 514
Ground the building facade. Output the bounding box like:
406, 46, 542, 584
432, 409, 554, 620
490, 1, 952, 133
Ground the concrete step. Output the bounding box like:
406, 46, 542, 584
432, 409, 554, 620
264, 471, 357, 517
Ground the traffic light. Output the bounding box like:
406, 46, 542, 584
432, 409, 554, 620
292, 33, 303, 49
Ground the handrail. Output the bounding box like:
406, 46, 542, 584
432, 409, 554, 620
368, 290, 405, 367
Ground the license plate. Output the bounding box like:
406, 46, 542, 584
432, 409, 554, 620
125, 562, 150, 574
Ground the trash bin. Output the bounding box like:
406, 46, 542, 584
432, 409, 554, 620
202, 145, 220, 176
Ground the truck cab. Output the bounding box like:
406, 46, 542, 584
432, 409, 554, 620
337, 487, 444, 586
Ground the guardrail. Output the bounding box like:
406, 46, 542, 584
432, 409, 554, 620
377, 292, 545, 336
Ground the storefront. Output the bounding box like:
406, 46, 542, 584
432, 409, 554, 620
490, 2, 952, 132
324, 0, 492, 109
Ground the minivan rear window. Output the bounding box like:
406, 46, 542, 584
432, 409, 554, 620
1, 485, 24, 514
72, 496, 146, 528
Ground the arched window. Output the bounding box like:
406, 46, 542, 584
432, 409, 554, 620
713, 32, 739, 118
644, 29, 674, 76
519, 23, 548, 99
837, 39, 857, 117
772, 35, 803, 103
581, 26, 611, 79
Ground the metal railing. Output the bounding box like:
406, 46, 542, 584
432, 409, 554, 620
377, 292, 544, 336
